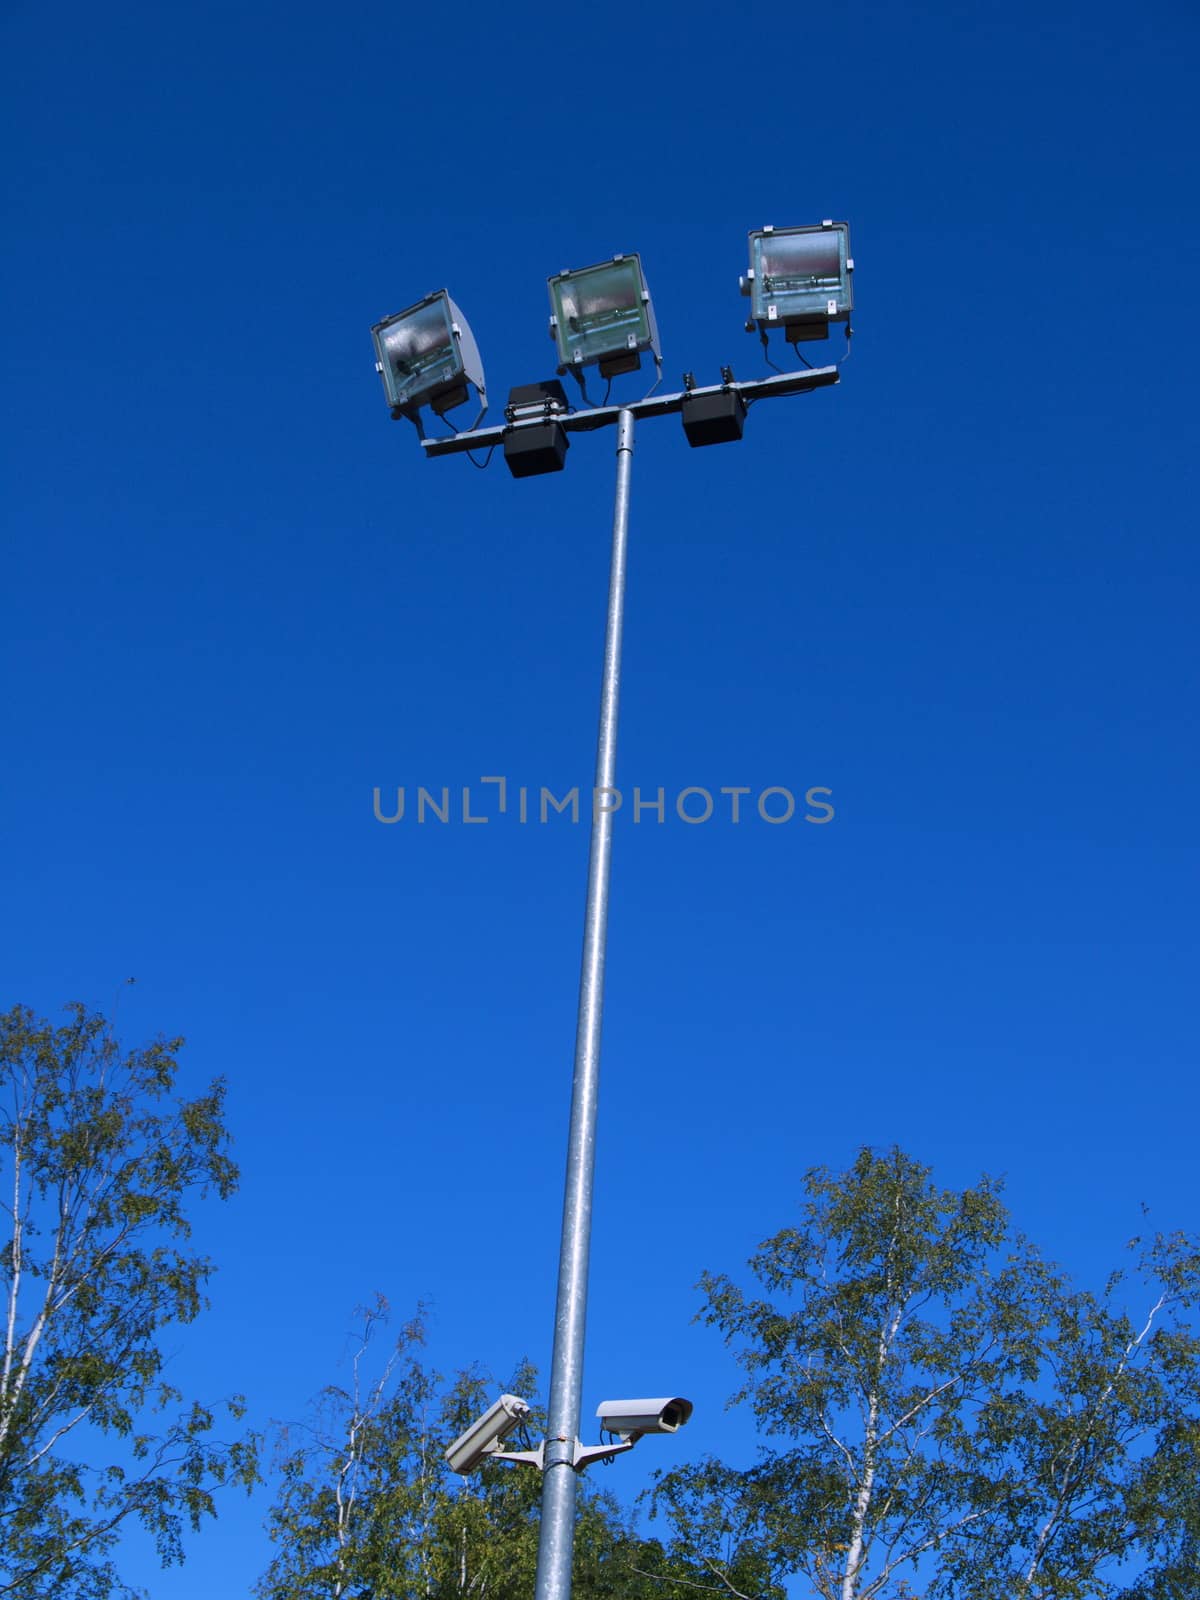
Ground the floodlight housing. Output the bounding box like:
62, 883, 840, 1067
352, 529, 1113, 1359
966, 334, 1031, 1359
371, 290, 486, 420
741, 222, 853, 342
548, 254, 660, 378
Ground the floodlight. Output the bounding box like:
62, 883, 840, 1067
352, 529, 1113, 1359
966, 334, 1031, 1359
371, 290, 486, 423
548, 254, 660, 378
741, 222, 853, 342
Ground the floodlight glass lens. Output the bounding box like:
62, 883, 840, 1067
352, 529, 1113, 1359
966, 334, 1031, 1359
552, 259, 650, 366
569, 264, 635, 321
759, 232, 841, 291
377, 297, 461, 408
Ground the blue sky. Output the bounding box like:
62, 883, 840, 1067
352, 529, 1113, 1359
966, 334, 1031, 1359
2, 0, 1198, 1593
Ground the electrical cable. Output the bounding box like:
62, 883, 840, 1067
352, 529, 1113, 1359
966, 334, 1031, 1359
574, 370, 598, 409
758, 329, 784, 374
744, 387, 813, 411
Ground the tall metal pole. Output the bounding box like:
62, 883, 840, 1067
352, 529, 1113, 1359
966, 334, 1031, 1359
534, 408, 636, 1600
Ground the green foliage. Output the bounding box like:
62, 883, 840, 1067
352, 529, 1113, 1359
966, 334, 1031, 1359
256, 1299, 723, 1600
649, 1147, 1200, 1600
0, 1003, 260, 1599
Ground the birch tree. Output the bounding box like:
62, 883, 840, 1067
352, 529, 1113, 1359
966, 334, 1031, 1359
649, 1148, 1200, 1600
0, 1002, 259, 1599
256, 1300, 451, 1600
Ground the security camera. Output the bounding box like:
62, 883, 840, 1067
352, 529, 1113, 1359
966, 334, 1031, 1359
445, 1394, 532, 1475
595, 1396, 693, 1443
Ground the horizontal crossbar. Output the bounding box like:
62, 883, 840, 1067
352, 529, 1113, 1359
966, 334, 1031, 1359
419, 365, 839, 457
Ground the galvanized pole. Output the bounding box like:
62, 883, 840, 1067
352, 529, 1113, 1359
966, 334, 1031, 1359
533, 408, 636, 1600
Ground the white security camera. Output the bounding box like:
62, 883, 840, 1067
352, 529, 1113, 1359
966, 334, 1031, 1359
595, 1396, 693, 1442
445, 1394, 532, 1475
